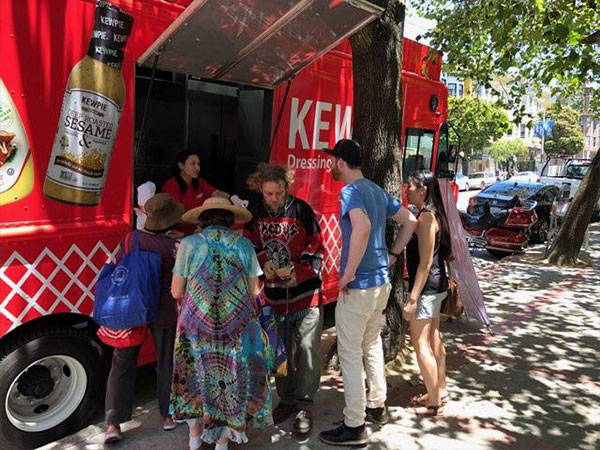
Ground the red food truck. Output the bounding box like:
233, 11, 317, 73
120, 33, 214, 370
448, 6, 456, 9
0, 0, 449, 447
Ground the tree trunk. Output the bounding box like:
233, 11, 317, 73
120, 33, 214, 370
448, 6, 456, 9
545, 150, 600, 265
349, 0, 405, 361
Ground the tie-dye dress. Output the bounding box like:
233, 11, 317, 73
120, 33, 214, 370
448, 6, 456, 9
170, 226, 273, 444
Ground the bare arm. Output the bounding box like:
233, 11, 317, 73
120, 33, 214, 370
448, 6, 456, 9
171, 274, 187, 300
389, 207, 418, 256
339, 208, 371, 291
248, 276, 260, 298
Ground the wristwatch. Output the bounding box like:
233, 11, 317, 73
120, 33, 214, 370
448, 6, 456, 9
388, 250, 401, 258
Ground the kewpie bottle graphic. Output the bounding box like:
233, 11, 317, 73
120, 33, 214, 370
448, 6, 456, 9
43, 1, 133, 205
0, 78, 34, 206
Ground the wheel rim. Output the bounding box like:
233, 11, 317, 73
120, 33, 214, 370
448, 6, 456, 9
5, 355, 87, 432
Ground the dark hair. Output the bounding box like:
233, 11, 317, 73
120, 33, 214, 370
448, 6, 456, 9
198, 209, 235, 228
408, 170, 452, 260
344, 160, 361, 170
174, 151, 200, 194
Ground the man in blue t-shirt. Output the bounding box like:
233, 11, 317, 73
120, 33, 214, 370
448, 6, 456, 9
320, 139, 417, 446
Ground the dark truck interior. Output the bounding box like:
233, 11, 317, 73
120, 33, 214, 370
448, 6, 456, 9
134, 66, 273, 202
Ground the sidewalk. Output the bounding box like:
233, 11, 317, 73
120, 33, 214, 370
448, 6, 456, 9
40, 224, 600, 450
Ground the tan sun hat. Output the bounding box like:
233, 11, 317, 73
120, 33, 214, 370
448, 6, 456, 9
143, 193, 184, 231
182, 197, 253, 224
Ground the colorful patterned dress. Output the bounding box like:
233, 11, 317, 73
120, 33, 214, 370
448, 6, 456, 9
170, 226, 273, 444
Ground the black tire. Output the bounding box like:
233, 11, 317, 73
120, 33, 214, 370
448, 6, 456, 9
487, 249, 512, 258
0, 324, 106, 450
530, 220, 550, 244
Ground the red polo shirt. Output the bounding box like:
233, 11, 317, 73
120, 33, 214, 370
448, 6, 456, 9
161, 177, 216, 211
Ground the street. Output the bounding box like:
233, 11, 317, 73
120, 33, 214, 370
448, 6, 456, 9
40, 224, 600, 450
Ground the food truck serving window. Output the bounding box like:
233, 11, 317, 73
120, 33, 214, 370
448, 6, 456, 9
138, 0, 383, 89
403, 128, 435, 180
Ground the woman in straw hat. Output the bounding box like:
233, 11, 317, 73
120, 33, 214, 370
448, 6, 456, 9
104, 193, 184, 444
170, 198, 273, 450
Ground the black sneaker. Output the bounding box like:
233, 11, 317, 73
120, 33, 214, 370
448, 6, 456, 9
365, 405, 389, 425
319, 423, 367, 446
272, 402, 297, 424
293, 409, 312, 434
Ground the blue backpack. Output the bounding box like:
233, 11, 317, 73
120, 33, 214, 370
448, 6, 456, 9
93, 231, 162, 329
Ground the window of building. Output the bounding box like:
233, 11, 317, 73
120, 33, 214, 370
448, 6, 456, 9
520, 124, 526, 138
448, 83, 457, 97
402, 128, 435, 180
458, 84, 464, 97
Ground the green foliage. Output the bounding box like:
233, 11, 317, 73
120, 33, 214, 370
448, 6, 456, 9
487, 138, 529, 162
448, 96, 510, 156
543, 104, 584, 156
415, 0, 600, 116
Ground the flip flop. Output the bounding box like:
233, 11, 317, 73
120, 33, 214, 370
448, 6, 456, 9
410, 393, 448, 406
413, 404, 444, 417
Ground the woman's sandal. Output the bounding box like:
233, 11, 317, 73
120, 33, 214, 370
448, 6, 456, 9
410, 393, 448, 407
413, 404, 444, 417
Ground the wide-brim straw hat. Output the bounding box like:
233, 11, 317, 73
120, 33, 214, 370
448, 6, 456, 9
182, 197, 253, 224
144, 193, 184, 231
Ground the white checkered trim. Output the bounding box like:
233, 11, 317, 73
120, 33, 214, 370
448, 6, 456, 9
0, 242, 118, 333
319, 213, 341, 274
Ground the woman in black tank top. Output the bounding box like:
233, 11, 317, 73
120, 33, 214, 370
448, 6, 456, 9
404, 170, 452, 417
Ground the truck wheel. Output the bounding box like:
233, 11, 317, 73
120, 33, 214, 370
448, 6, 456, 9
0, 324, 106, 449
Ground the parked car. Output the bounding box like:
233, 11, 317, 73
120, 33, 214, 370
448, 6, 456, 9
461, 181, 560, 257
510, 171, 540, 183
539, 157, 600, 220
469, 171, 497, 189
454, 172, 470, 191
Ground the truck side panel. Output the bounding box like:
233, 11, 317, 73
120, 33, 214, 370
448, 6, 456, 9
0, 0, 182, 338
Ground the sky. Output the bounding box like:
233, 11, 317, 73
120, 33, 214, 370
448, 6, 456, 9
403, 6, 436, 45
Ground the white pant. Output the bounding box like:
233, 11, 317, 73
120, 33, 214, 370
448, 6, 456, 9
335, 283, 391, 427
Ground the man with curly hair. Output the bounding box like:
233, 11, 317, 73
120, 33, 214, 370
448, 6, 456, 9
245, 163, 323, 435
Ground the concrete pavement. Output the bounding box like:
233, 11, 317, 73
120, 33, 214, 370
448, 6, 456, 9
39, 224, 600, 450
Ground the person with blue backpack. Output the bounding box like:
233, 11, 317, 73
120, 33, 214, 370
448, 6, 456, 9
103, 193, 183, 444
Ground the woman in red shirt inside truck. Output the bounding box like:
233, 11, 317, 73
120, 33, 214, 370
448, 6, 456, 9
162, 151, 229, 233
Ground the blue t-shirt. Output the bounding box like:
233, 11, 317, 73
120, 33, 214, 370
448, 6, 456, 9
340, 178, 401, 289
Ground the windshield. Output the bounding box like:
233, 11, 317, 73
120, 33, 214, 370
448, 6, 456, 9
482, 183, 540, 198
470, 173, 483, 178
541, 158, 590, 179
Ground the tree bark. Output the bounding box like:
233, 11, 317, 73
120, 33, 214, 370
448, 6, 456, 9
349, 0, 406, 361
545, 150, 600, 265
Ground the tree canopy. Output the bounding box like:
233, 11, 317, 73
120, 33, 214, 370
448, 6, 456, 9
487, 138, 529, 163
543, 104, 585, 156
448, 96, 510, 156
416, 0, 600, 115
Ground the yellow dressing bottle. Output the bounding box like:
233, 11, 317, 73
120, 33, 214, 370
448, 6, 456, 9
43, 1, 132, 206
0, 78, 33, 206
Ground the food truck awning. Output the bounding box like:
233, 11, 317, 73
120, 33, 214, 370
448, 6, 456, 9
137, 0, 383, 89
